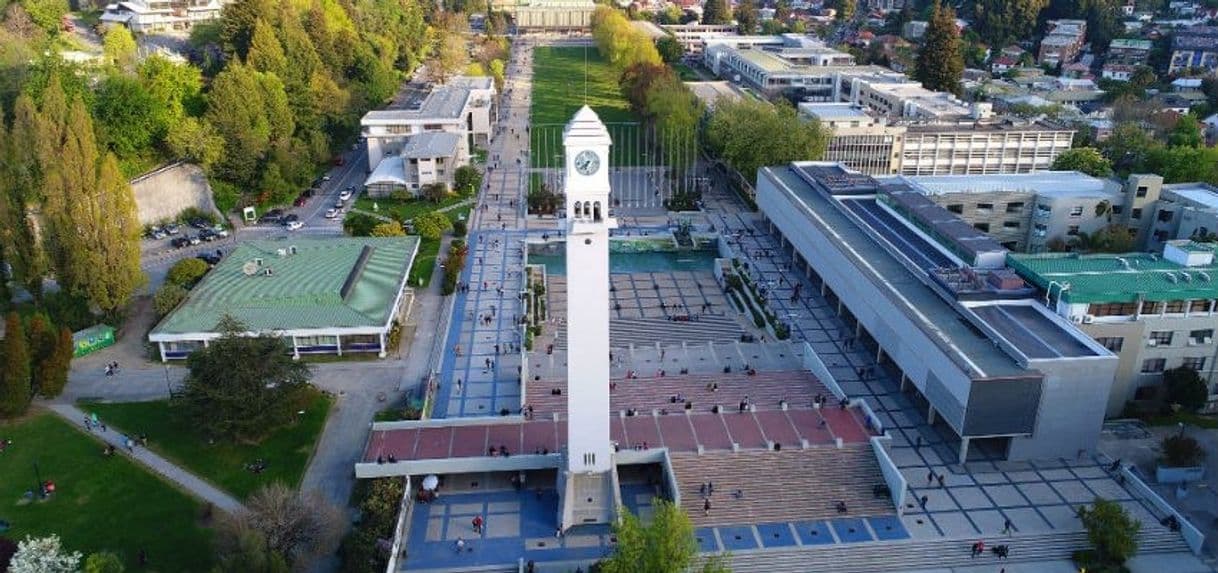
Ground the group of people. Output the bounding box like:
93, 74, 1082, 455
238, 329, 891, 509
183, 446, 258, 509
103, 361, 121, 376
970, 540, 1010, 559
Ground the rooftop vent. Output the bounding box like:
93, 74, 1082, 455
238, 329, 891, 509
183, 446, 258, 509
1166, 272, 1178, 284
264, 267, 274, 277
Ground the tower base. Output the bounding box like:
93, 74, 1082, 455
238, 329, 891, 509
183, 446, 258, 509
557, 464, 621, 531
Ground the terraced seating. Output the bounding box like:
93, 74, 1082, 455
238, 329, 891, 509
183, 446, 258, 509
670, 446, 893, 527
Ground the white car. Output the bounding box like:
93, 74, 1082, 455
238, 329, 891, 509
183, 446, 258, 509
286, 220, 304, 230
321, 175, 332, 182
325, 208, 339, 219
339, 189, 353, 201
212, 225, 229, 238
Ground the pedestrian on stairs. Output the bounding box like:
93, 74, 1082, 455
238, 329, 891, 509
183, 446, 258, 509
703, 498, 711, 516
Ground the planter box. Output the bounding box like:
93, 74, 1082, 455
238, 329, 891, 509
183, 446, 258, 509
1157, 465, 1206, 484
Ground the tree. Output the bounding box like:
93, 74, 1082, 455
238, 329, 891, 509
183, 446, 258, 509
93, 75, 163, 158
25, 314, 54, 398
102, 26, 138, 73
154, 283, 189, 317
915, 2, 964, 95
701, 0, 731, 24
973, 0, 1048, 48
1169, 114, 1204, 148
834, 0, 856, 22
1071, 224, 1135, 254
706, 98, 830, 184
39, 327, 72, 399
0, 312, 31, 418
369, 221, 405, 237
167, 257, 210, 288
413, 211, 453, 240
175, 316, 311, 441
421, 182, 450, 203
214, 527, 289, 573
1101, 122, 1156, 172
453, 165, 482, 194
21, 0, 68, 35
138, 54, 204, 120
1051, 147, 1112, 177
656, 35, 684, 64
343, 212, 380, 237
8, 535, 81, 573
600, 499, 730, 573
426, 27, 469, 85
217, 483, 343, 568
0, 95, 49, 298
83, 552, 124, 573
247, 19, 287, 77
1163, 365, 1208, 413
735, 0, 759, 33
79, 153, 146, 313
1076, 497, 1140, 567
220, 0, 274, 60
166, 117, 225, 168
205, 63, 273, 186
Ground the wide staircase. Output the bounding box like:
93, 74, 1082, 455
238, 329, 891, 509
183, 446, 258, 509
670, 445, 892, 527
718, 527, 1191, 573
551, 315, 747, 352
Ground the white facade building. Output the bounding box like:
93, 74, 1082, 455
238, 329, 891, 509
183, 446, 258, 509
100, 0, 227, 33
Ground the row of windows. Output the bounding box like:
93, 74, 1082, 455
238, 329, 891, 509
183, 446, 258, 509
946, 202, 1026, 214
1142, 357, 1208, 373
1088, 300, 1216, 317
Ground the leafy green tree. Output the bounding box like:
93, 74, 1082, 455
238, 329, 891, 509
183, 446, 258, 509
593, 6, 662, 69
600, 499, 730, 573
213, 528, 289, 573
25, 313, 53, 398
82, 552, 124, 573
701, 0, 731, 24
154, 283, 189, 317
644, 76, 703, 173
1076, 497, 1140, 567
93, 75, 163, 157
1144, 145, 1218, 186
247, 19, 287, 77
1071, 224, 1135, 254
167, 257, 211, 288
915, 1, 964, 95
166, 117, 225, 168
21, 0, 67, 35
102, 26, 138, 73
370, 221, 405, 237
139, 54, 205, 120
973, 0, 1048, 48
735, 0, 759, 33
1169, 115, 1204, 148
8, 534, 81, 573
1163, 365, 1209, 413
205, 63, 273, 186
220, 0, 274, 60
81, 153, 146, 313
706, 98, 830, 185
176, 316, 311, 442
0, 95, 49, 297
834, 0, 856, 21
656, 35, 685, 63
489, 59, 505, 90
426, 26, 469, 85
422, 182, 450, 203
0, 312, 31, 418
343, 212, 380, 237
1161, 435, 1205, 467
413, 211, 452, 240
1051, 147, 1112, 177
453, 165, 482, 195
1101, 122, 1156, 172
39, 327, 72, 399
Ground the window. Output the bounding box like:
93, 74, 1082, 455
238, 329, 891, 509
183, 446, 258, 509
1069, 206, 1084, 217
1131, 208, 1142, 219
1111, 205, 1124, 215
1142, 358, 1166, 373
1190, 329, 1213, 344
1097, 337, 1125, 352
1163, 300, 1188, 314
1149, 331, 1173, 346
1006, 202, 1025, 213
1067, 225, 1080, 236
974, 222, 990, 232
1182, 357, 1207, 371
1003, 221, 1021, 229
1136, 186, 1148, 198
947, 204, 963, 214
1158, 210, 1174, 222
977, 202, 994, 211
1191, 300, 1213, 313
1089, 302, 1138, 316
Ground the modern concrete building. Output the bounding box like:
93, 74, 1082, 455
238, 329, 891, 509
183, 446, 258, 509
1169, 26, 1218, 73
888, 171, 1125, 253
149, 237, 419, 361
757, 162, 1117, 462
837, 72, 979, 120
360, 77, 495, 188
490, 0, 595, 29
661, 23, 738, 54
799, 103, 1076, 178
1145, 181, 1218, 251
363, 132, 467, 197
1009, 241, 1218, 416
99, 0, 227, 33
702, 40, 861, 97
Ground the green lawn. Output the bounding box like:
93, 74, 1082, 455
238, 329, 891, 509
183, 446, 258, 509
0, 412, 214, 572
409, 237, 442, 288
530, 46, 644, 168
354, 192, 472, 222
79, 390, 333, 500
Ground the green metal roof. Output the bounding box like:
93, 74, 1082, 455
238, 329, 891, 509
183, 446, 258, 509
152, 236, 419, 335
1007, 247, 1218, 304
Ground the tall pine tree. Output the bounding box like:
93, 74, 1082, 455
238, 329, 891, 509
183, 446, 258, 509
85, 153, 146, 313
915, 2, 964, 95
0, 312, 31, 418
0, 96, 49, 299
701, 0, 731, 25
735, 0, 759, 34
39, 327, 73, 399
25, 314, 53, 397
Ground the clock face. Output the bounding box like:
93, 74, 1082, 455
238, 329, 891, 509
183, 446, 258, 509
574, 150, 600, 176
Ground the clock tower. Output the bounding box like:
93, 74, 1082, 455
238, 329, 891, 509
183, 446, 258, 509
557, 106, 618, 530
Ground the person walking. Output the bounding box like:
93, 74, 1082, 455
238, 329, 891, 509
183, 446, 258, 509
472, 515, 484, 534
703, 498, 711, 516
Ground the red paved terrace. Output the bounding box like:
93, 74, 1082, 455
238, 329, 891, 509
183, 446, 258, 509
362, 371, 875, 463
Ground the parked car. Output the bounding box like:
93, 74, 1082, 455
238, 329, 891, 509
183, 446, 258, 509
199, 228, 217, 242
286, 220, 304, 231
189, 218, 211, 230
325, 208, 339, 219
196, 252, 222, 265
146, 226, 166, 240
321, 174, 332, 182
164, 223, 181, 235
186, 234, 201, 246
282, 213, 300, 224
335, 199, 345, 209
339, 189, 353, 201
170, 236, 190, 249
258, 209, 284, 224
212, 225, 229, 238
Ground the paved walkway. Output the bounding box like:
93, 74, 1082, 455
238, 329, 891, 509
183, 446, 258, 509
47, 403, 244, 513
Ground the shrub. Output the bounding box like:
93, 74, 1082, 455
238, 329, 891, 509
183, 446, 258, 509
154, 283, 189, 317
167, 258, 210, 288
453, 165, 483, 195
369, 222, 406, 237
452, 218, 467, 237
343, 212, 379, 237
1162, 435, 1206, 467
440, 240, 467, 296
1163, 366, 1208, 413
414, 211, 453, 241
1076, 497, 1140, 568
179, 206, 219, 225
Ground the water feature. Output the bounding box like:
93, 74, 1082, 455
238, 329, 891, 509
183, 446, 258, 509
529, 249, 720, 275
